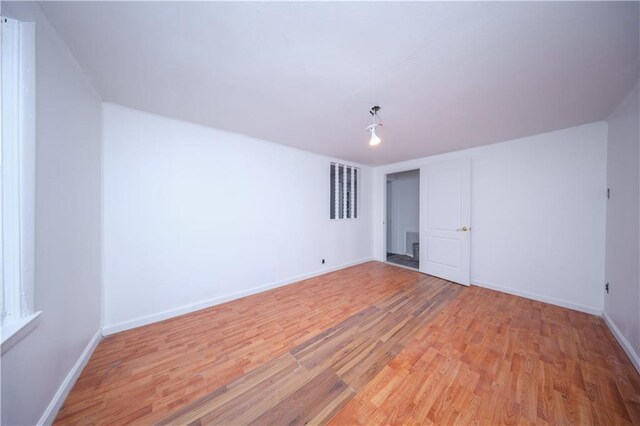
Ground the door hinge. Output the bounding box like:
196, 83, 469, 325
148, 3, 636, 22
605, 282, 609, 293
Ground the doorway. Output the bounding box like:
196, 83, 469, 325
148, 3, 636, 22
386, 169, 420, 270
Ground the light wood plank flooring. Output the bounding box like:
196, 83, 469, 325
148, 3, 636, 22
56, 262, 640, 425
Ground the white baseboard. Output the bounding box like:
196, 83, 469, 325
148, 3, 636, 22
38, 330, 102, 426
471, 279, 602, 316
102, 258, 375, 335
602, 311, 640, 374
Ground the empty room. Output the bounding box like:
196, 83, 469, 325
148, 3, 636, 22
1, 1, 640, 425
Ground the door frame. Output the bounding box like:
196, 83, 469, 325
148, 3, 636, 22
383, 169, 421, 271
385, 179, 395, 255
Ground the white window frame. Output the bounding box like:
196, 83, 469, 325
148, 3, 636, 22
1, 16, 39, 354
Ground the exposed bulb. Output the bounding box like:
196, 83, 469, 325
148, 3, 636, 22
368, 125, 381, 146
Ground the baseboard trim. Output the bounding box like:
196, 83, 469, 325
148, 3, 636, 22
102, 258, 375, 335
38, 329, 102, 426
602, 311, 640, 374
471, 279, 602, 316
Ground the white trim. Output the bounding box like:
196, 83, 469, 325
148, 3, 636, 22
100, 104, 106, 331
384, 175, 402, 254
18, 20, 36, 316
103, 258, 375, 335
38, 330, 103, 426
342, 164, 347, 218
471, 279, 602, 316
2, 15, 23, 325
333, 163, 339, 219
1, 17, 36, 324
602, 311, 640, 375
0, 310, 40, 355
349, 166, 355, 219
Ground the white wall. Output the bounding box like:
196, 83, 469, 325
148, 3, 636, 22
102, 103, 373, 333
1, 3, 103, 425
604, 81, 640, 370
386, 170, 419, 255
373, 122, 608, 314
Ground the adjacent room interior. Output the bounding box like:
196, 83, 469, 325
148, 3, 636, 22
1, 1, 639, 425
386, 169, 420, 270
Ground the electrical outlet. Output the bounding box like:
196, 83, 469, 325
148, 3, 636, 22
322, 259, 325, 264
605, 283, 609, 293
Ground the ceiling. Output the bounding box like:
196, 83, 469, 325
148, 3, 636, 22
39, 1, 639, 165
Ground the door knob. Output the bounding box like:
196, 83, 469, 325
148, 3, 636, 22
456, 226, 470, 232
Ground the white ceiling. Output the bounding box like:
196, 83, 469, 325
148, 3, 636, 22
40, 1, 639, 165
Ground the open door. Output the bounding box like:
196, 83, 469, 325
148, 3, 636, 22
420, 159, 471, 285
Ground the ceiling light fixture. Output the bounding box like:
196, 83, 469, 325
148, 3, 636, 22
367, 105, 382, 146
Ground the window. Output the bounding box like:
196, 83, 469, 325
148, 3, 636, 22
330, 162, 359, 219
1, 16, 38, 350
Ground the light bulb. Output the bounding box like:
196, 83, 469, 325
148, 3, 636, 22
368, 126, 381, 146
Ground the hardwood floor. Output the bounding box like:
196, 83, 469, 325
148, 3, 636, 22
55, 262, 640, 425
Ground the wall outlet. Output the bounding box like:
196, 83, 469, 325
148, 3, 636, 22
605, 282, 609, 293
322, 259, 325, 264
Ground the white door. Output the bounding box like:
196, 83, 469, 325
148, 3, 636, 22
420, 159, 471, 285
